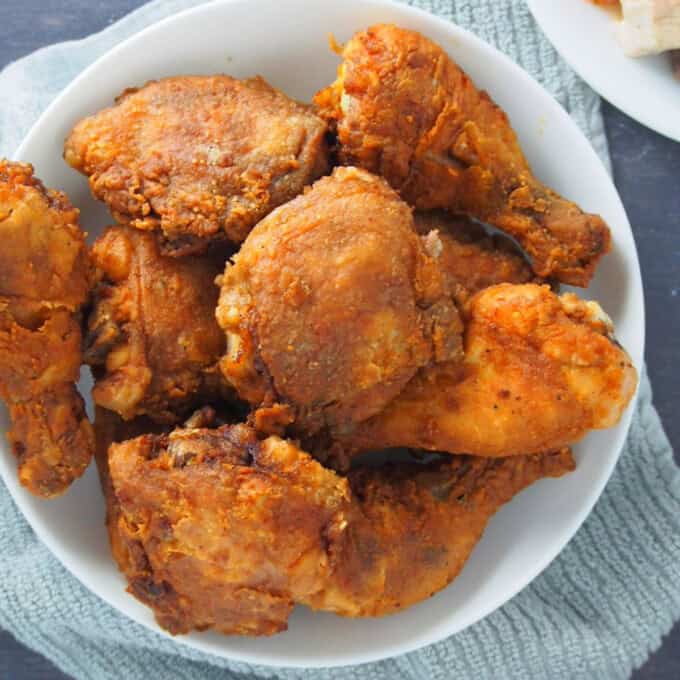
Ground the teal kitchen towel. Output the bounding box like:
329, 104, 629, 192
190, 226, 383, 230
1, 1, 679, 679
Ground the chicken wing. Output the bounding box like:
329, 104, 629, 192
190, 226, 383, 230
65, 76, 330, 256
85, 225, 232, 423
315, 25, 611, 286
105, 421, 574, 635
415, 211, 538, 307
0, 160, 94, 497
216, 166, 463, 435
335, 283, 637, 460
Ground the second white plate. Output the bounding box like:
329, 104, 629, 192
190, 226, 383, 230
528, 0, 680, 142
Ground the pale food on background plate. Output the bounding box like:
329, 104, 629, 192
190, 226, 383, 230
618, 0, 680, 57
592, 0, 680, 74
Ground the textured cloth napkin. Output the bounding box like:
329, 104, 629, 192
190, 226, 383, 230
1, 1, 679, 679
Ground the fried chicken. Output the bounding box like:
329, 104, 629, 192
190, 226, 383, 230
334, 283, 637, 460
216, 166, 463, 435
0, 160, 94, 497
315, 25, 611, 286
104, 421, 574, 635
93, 408, 167, 574
65, 75, 330, 256
85, 225, 232, 423
414, 211, 538, 307
94, 405, 244, 578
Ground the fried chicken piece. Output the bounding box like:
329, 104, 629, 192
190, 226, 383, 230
334, 283, 637, 460
0, 160, 94, 497
315, 25, 611, 286
105, 421, 574, 635
415, 211, 538, 307
320, 448, 574, 617
95, 405, 246, 581
216, 166, 463, 435
85, 225, 232, 423
65, 76, 330, 256
93, 408, 167, 574
105, 421, 345, 635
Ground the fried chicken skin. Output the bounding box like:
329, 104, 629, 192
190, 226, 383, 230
415, 211, 537, 307
95, 405, 244, 583
85, 225, 232, 423
335, 284, 637, 459
93, 408, 167, 574
105, 422, 574, 635
0, 160, 94, 497
216, 166, 463, 435
64, 75, 330, 255
315, 25, 611, 286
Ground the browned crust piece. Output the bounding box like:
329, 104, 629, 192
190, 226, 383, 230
216, 167, 463, 437
65, 75, 330, 255
0, 160, 94, 497
85, 225, 234, 424
315, 25, 611, 286
414, 210, 540, 307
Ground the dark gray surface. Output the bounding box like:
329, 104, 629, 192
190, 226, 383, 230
0, 1, 678, 678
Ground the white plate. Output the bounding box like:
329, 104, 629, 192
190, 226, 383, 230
528, 0, 680, 142
3, 0, 644, 668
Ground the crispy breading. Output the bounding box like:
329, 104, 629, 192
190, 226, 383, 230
65, 76, 330, 255
105, 422, 574, 635
85, 225, 232, 423
0, 160, 94, 497
414, 210, 538, 307
216, 166, 463, 435
318, 448, 574, 616
315, 25, 611, 286
335, 283, 637, 460
93, 408, 167, 576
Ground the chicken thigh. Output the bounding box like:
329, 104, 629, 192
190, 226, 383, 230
86, 225, 232, 423
65, 75, 330, 255
216, 166, 462, 435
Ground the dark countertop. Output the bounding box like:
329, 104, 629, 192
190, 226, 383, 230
0, 2, 678, 679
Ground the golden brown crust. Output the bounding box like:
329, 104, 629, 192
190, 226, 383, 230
106, 422, 574, 634
336, 283, 637, 459
65, 76, 330, 254
0, 161, 92, 309
108, 423, 349, 635
414, 211, 538, 307
315, 448, 575, 616
0, 160, 94, 497
93, 407, 167, 580
216, 167, 463, 435
86, 225, 232, 423
315, 25, 611, 286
